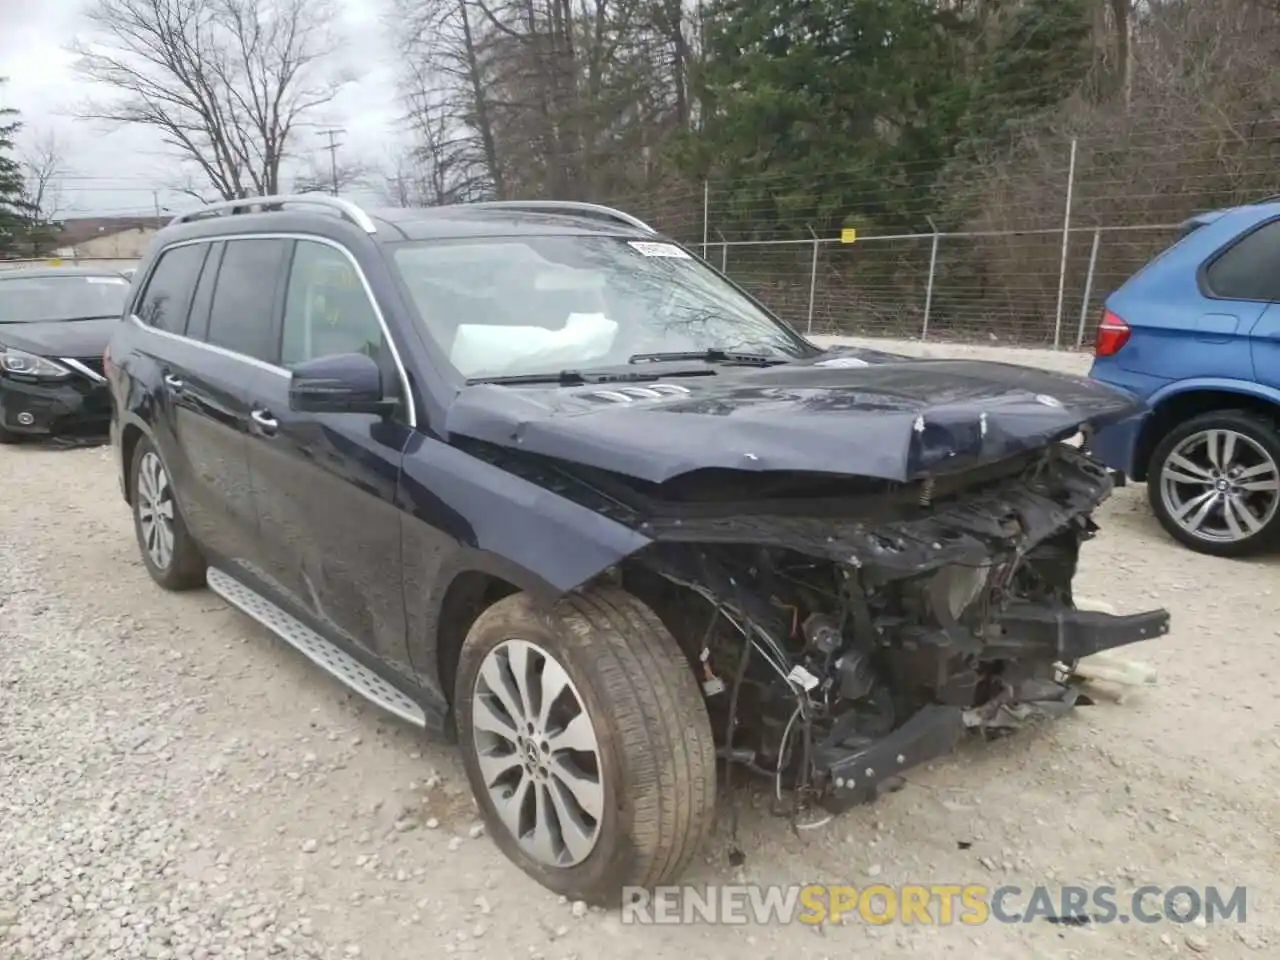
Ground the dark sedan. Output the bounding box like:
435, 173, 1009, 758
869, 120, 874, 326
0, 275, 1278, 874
0, 267, 130, 442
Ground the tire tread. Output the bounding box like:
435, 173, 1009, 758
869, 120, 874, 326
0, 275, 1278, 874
460, 585, 716, 901
132, 437, 207, 590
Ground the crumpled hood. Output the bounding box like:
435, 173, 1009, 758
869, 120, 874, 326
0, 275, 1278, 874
0, 318, 118, 358
445, 356, 1142, 483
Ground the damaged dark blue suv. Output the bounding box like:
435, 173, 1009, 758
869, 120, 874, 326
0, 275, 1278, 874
105, 194, 1170, 903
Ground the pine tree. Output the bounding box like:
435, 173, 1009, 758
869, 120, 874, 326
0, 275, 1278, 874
685, 0, 971, 237
0, 77, 34, 257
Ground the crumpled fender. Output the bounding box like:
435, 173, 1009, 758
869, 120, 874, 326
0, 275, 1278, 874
398, 431, 651, 599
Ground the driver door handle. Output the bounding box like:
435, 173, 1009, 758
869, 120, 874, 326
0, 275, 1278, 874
163, 373, 184, 391
250, 408, 278, 434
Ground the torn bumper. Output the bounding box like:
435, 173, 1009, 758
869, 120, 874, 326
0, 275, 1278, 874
987, 604, 1170, 661
816, 704, 967, 809
813, 603, 1169, 811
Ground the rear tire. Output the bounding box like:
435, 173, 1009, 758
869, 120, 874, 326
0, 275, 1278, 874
454, 586, 717, 905
0, 428, 19, 445
1147, 409, 1280, 557
131, 436, 207, 589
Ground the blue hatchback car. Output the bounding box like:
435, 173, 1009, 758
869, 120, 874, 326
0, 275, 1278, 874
1089, 199, 1280, 556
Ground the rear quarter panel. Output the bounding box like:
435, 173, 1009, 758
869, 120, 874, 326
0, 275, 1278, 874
107, 316, 165, 498
1099, 206, 1280, 387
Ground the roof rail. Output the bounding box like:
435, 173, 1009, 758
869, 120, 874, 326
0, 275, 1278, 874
465, 200, 656, 234
1254, 193, 1280, 205
169, 193, 378, 234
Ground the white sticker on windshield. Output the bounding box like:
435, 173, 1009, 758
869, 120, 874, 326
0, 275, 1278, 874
628, 241, 691, 259
815, 356, 870, 368
87, 276, 129, 285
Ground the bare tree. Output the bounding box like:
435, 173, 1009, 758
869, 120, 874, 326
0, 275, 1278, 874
394, 0, 504, 200
21, 131, 66, 223
70, 0, 352, 201
392, 0, 701, 213
291, 155, 374, 195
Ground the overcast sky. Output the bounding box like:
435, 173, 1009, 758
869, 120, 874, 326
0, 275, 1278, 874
1, 0, 404, 219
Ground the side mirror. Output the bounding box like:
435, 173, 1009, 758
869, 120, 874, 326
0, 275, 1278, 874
288, 352, 396, 416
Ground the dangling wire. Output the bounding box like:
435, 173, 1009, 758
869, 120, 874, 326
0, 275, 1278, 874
723, 622, 753, 867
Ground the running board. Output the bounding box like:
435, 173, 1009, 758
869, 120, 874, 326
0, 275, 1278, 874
205, 567, 427, 729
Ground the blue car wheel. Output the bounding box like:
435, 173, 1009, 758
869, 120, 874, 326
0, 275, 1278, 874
1147, 409, 1280, 556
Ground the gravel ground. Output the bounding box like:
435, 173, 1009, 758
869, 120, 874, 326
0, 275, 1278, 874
2, 339, 1278, 960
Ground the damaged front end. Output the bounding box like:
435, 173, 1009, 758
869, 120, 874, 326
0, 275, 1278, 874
607, 443, 1170, 815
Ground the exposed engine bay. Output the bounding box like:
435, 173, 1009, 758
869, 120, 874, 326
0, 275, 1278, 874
458, 423, 1170, 820
590, 441, 1173, 816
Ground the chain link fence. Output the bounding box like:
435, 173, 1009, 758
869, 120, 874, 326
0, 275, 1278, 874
602, 124, 1280, 349
701, 223, 1178, 348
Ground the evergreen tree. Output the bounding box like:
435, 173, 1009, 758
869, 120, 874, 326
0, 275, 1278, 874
964, 0, 1094, 147
682, 0, 971, 237
0, 78, 34, 257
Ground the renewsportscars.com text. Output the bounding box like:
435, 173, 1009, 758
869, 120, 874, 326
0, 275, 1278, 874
621, 883, 1248, 926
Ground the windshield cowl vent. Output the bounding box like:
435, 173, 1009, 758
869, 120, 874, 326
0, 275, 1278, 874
584, 383, 692, 404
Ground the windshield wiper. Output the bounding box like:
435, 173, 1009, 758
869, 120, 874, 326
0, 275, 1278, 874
467, 366, 720, 386
628, 348, 787, 366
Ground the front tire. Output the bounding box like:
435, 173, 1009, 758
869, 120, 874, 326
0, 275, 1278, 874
454, 587, 717, 905
1147, 409, 1280, 557
131, 437, 207, 589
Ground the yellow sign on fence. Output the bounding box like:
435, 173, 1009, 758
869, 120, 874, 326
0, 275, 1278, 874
840, 227, 857, 244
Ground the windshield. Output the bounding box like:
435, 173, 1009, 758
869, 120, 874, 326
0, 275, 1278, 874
389, 235, 813, 378
0, 274, 131, 323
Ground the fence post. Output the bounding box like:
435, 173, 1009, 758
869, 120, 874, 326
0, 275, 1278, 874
806, 225, 820, 335
922, 217, 941, 341
1075, 227, 1102, 347
1052, 138, 1078, 349
701, 180, 710, 259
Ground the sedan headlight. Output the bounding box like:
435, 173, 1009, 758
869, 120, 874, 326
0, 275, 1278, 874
0, 348, 71, 379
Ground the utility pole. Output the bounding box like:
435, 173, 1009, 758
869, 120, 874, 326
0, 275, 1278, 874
390, 174, 408, 207
318, 128, 346, 196
152, 190, 160, 218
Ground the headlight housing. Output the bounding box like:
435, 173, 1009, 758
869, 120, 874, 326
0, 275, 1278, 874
0, 348, 71, 379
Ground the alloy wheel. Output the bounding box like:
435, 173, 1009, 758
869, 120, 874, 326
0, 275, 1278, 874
470, 638, 605, 868
1159, 428, 1280, 543
136, 450, 176, 570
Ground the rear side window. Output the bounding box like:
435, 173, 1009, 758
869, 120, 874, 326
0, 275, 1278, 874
1205, 220, 1280, 301
205, 238, 290, 363
136, 244, 209, 334
183, 242, 225, 343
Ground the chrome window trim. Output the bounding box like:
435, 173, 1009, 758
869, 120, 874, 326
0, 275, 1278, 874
60, 357, 108, 383
132, 315, 292, 379
133, 233, 418, 428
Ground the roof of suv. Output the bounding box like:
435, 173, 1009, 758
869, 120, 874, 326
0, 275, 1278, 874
154, 195, 661, 246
